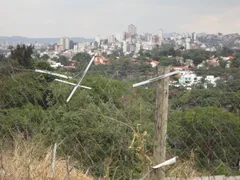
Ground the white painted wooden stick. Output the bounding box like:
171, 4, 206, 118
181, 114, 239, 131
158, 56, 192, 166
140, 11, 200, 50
133, 71, 179, 88
66, 56, 95, 103
35, 69, 72, 79
139, 157, 178, 180
152, 156, 178, 169
55, 79, 92, 90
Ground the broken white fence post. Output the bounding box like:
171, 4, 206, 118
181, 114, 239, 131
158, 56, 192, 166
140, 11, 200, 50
152, 156, 178, 169
54, 79, 92, 90
132, 71, 180, 88
139, 157, 178, 180
66, 55, 95, 103
35, 69, 72, 79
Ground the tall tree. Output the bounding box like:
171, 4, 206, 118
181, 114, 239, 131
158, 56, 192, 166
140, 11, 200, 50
10, 44, 34, 68
72, 52, 91, 69
0, 54, 5, 61
221, 47, 233, 57
41, 54, 50, 60
58, 56, 70, 66
168, 107, 240, 173
231, 56, 240, 68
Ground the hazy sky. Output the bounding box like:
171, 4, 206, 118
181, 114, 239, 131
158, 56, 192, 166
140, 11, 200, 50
1, 0, 240, 38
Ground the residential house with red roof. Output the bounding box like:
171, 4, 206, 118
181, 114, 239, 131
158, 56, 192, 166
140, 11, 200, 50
94, 56, 109, 65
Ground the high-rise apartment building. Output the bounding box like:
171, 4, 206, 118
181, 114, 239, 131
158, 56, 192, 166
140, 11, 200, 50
108, 35, 116, 44
95, 35, 101, 47
152, 35, 159, 44
123, 41, 130, 53
128, 24, 137, 36
135, 42, 141, 53
69, 40, 74, 50
192, 32, 197, 42
116, 33, 123, 42
95, 35, 101, 44
158, 29, 163, 45
185, 38, 191, 50
65, 37, 70, 50
59, 36, 70, 50
145, 33, 152, 42
129, 44, 136, 52
60, 37, 64, 47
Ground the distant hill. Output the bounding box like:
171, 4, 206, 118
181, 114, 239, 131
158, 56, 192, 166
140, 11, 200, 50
0, 36, 94, 44
198, 33, 240, 48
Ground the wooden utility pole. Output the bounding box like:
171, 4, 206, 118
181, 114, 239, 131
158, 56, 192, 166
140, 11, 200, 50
152, 66, 170, 180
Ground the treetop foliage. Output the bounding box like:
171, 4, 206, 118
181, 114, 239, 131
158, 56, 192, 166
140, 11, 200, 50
9, 44, 34, 68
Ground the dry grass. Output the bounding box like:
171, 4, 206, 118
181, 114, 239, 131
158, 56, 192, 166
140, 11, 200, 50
0, 135, 93, 180
0, 134, 201, 180
166, 151, 199, 179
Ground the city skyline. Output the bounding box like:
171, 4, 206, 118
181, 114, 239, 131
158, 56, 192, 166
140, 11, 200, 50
1, 0, 240, 38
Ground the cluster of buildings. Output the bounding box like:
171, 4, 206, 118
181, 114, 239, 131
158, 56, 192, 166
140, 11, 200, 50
71, 24, 164, 56
169, 32, 198, 50
166, 32, 216, 51
1, 28, 238, 90
52, 25, 220, 57
55, 37, 75, 52
171, 66, 221, 89
1, 31, 240, 57
35, 30, 235, 88
47, 24, 165, 59
196, 55, 234, 69
169, 54, 236, 89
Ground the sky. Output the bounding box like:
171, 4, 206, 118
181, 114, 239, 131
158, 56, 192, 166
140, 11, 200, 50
0, 0, 240, 38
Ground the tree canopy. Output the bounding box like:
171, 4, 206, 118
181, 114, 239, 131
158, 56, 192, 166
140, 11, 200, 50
183, 49, 211, 65
72, 52, 92, 69
40, 54, 50, 60
58, 55, 70, 66
231, 56, 240, 68
168, 107, 240, 174
9, 44, 34, 68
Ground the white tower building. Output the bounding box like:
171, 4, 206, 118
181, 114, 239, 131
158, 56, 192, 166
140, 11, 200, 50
123, 41, 130, 53
108, 35, 116, 44
95, 35, 101, 46
59, 36, 70, 50
158, 29, 163, 45
192, 32, 197, 42
128, 24, 137, 36
135, 42, 141, 53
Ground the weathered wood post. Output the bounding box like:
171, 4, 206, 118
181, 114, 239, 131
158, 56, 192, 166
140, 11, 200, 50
152, 66, 170, 180
133, 66, 178, 180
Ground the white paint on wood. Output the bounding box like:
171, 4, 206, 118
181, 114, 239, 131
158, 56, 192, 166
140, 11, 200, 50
66, 56, 95, 103
35, 69, 72, 79
55, 79, 92, 90
152, 156, 178, 169
133, 71, 179, 88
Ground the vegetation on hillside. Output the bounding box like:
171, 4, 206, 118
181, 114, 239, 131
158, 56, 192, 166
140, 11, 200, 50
0, 45, 240, 178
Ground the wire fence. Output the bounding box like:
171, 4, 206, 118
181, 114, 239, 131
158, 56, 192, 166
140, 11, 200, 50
0, 54, 240, 180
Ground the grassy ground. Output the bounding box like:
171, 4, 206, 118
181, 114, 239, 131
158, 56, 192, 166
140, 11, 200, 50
0, 135, 92, 180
